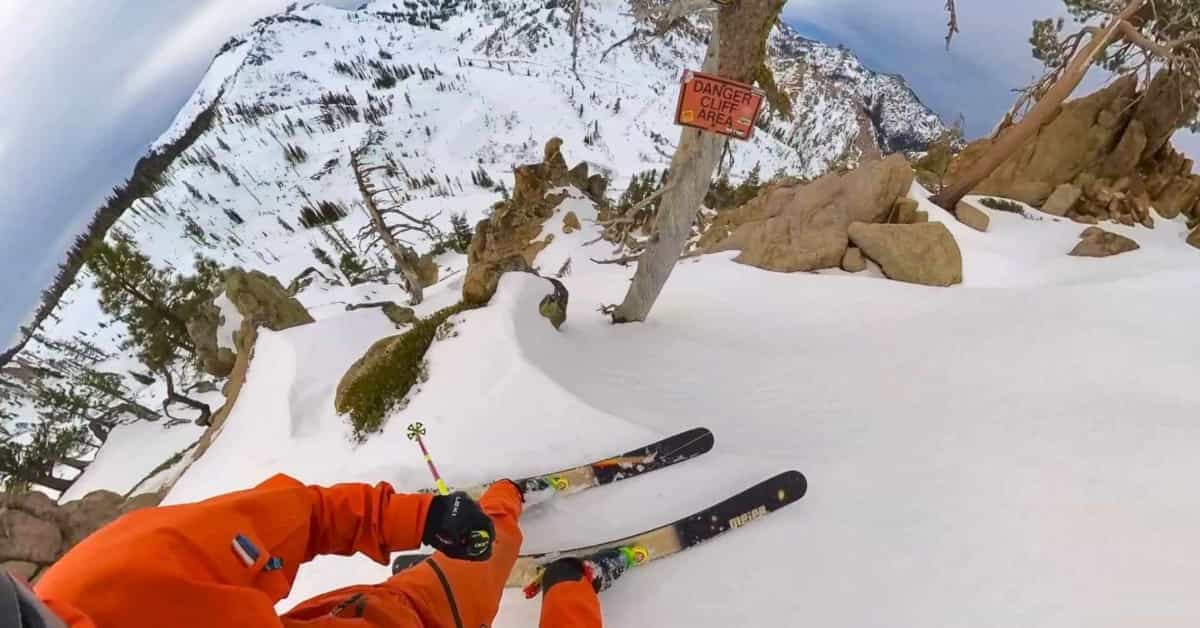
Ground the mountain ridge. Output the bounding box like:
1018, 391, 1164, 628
1, 0, 951, 376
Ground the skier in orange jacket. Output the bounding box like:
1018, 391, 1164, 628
3, 474, 628, 627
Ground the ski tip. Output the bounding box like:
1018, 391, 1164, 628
688, 427, 716, 453
772, 470, 807, 504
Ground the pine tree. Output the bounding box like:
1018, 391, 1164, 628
0, 418, 89, 492
449, 212, 474, 253
86, 236, 220, 372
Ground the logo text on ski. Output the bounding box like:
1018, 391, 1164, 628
728, 505, 768, 529
674, 70, 765, 141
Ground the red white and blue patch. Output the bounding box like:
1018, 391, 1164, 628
232, 534, 260, 567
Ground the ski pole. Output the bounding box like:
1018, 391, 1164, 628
406, 422, 492, 558
406, 422, 450, 495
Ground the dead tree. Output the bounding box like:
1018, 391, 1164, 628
607, 0, 786, 323
932, 0, 1200, 211
162, 370, 211, 427
349, 148, 441, 305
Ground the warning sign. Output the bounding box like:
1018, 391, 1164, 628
673, 70, 765, 141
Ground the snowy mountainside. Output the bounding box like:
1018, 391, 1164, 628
2, 0, 949, 434
72, 183, 1200, 626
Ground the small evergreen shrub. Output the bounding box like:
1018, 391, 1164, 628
979, 197, 1024, 214
338, 302, 480, 441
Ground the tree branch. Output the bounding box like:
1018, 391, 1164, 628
944, 0, 959, 51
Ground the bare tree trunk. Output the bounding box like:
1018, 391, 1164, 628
350, 149, 424, 305
89, 420, 111, 443
162, 370, 212, 427
33, 474, 74, 493
612, 0, 785, 322
931, 0, 1146, 211
60, 457, 90, 472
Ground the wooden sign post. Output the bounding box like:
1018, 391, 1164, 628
673, 70, 766, 141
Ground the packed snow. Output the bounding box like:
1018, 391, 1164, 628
12, 1, 1200, 625
123, 187, 1200, 626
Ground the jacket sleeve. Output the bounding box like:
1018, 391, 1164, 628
256, 474, 434, 565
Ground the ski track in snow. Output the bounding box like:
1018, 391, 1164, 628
151, 187, 1200, 627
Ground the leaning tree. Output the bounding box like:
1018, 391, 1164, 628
350, 147, 441, 305
932, 0, 1200, 211
601, 0, 961, 322
603, 0, 789, 323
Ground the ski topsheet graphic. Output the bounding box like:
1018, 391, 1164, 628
511, 470, 807, 590
393, 428, 714, 573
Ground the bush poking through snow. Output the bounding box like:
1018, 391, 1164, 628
979, 197, 1024, 214
335, 302, 480, 442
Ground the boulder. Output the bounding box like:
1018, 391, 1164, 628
587, 174, 608, 201
699, 154, 914, 272
121, 492, 165, 514
1152, 175, 1200, 219
0, 503, 62, 564
335, 334, 404, 415
1132, 70, 1200, 163
186, 301, 235, 378
562, 211, 581, 234
465, 138, 595, 305
59, 490, 125, 546
544, 137, 569, 183
1041, 184, 1083, 217
1097, 119, 1147, 178
382, 303, 416, 326
224, 269, 314, 336
954, 201, 990, 232
892, 198, 921, 224
947, 75, 1139, 205
567, 162, 590, 191
841, 247, 866, 273
847, 222, 963, 286
1187, 225, 1200, 250
416, 254, 439, 287
2, 561, 38, 581
538, 278, 569, 330
1069, 227, 1139, 257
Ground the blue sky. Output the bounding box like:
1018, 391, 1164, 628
1, 0, 1196, 343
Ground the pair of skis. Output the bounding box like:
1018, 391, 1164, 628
391, 427, 807, 590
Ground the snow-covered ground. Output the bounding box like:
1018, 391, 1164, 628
73, 186, 1194, 626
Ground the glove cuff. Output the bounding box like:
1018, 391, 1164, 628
540, 558, 587, 594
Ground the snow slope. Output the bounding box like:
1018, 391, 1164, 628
156, 188, 1200, 627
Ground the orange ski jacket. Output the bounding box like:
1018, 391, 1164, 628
32, 473, 603, 628
34, 474, 450, 627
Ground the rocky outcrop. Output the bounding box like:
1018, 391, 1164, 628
225, 269, 314, 335
187, 301, 235, 377
187, 269, 313, 377
891, 198, 927, 224
698, 154, 914, 272
417, 254, 439, 288
1042, 184, 1083, 217
539, 278, 569, 330
562, 211, 581, 234
1069, 227, 1139, 257
464, 139, 599, 305
1, 489, 161, 581
847, 222, 963, 286
947, 70, 1200, 229
1188, 226, 1200, 250
841, 247, 866, 273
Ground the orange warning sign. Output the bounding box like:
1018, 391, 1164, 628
673, 70, 765, 141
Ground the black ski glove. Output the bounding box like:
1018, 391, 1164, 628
423, 492, 495, 561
